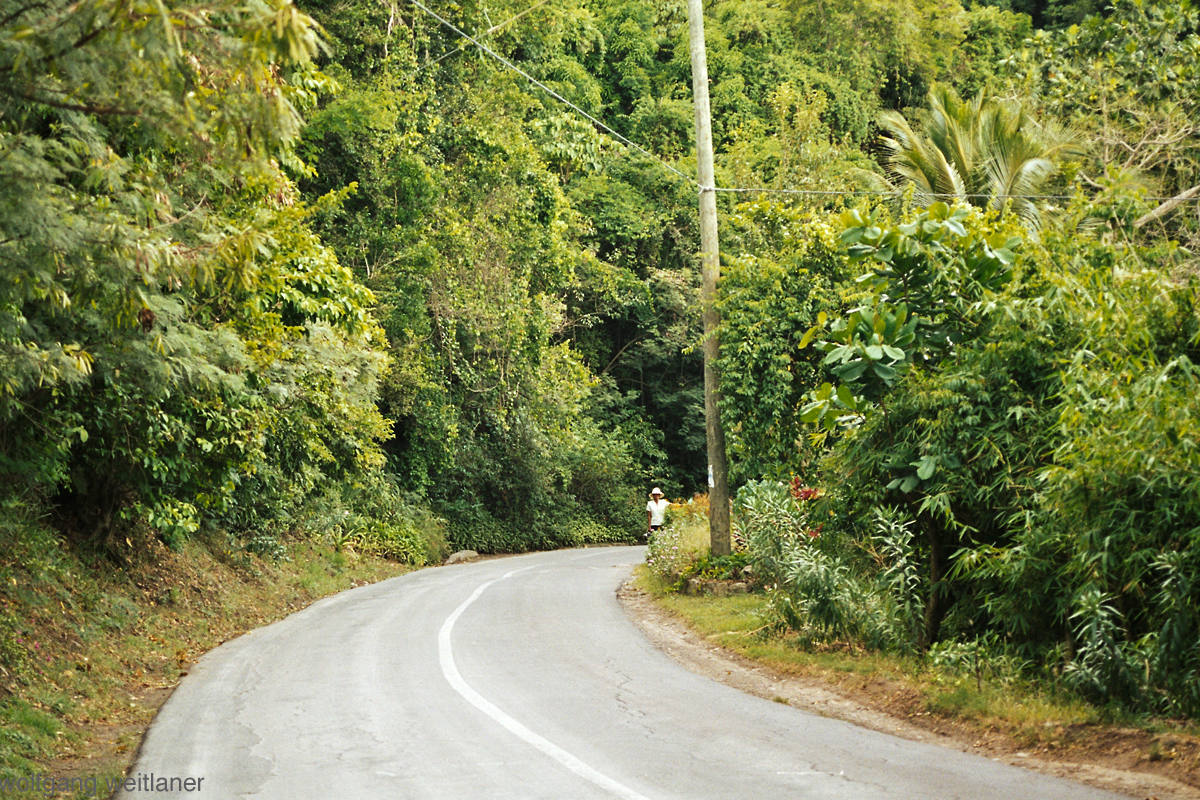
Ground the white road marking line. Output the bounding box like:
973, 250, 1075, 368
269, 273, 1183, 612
438, 572, 654, 800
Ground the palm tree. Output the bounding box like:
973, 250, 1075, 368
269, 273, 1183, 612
867, 85, 1084, 229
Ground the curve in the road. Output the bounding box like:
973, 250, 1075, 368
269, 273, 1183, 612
121, 546, 1132, 800
438, 565, 652, 800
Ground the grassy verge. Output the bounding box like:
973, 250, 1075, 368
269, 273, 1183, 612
635, 565, 1200, 780
0, 504, 413, 799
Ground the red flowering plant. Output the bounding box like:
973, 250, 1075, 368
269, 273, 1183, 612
788, 477, 825, 540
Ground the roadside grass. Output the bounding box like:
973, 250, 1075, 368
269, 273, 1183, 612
634, 565, 1200, 759
0, 505, 412, 799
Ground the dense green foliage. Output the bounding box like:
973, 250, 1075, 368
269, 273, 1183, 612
285, 0, 1013, 545
0, 0, 1036, 551
2, 0, 1198, 720
737, 207, 1200, 714
717, 2, 1200, 709
710, 0, 1200, 718
1006, 0, 1200, 266
0, 0, 418, 554
716, 206, 846, 481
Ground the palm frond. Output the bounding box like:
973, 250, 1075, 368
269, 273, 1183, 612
874, 84, 1087, 230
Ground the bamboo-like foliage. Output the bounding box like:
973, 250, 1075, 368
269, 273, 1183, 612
0, 0, 404, 548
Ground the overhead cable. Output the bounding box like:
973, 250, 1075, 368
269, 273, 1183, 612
713, 186, 1200, 203
407, 0, 699, 188
408, 1, 1200, 208
415, 0, 555, 73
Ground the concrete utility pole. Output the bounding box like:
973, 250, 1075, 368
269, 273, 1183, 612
686, 0, 731, 557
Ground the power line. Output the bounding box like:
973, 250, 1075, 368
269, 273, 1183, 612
415, 0, 555, 74
406, 0, 699, 188
407, 1, 1200, 209
713, 186, 1200, 204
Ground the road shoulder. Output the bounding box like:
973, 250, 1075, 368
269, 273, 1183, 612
617, 579, 1197, 800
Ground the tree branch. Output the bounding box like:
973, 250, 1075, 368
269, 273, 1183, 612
4, 88, 141, 116
0, 0, 51, 27
601, 334, 648, 376
1134, 184, 1200, 229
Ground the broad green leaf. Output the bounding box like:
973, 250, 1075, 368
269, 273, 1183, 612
836, 383, 856, 408
872, 362, 897, 381
833, 361, 868, 382
799, 403, 824, 424
840, 209, 866, 228
916, 455, 937, 480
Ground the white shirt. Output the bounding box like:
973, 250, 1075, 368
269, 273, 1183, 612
646, 498, 669, 526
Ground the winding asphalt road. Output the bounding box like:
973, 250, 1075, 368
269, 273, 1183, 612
122, 546, 1130, 799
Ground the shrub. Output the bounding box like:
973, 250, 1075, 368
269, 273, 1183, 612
735, 480, 823, 588
737, 480, 873, 642
561, 519, 633, 548
870, 507, 925, 652
646, 502, 710, 584
682, 552, 753, 582
289, 475, 447, 566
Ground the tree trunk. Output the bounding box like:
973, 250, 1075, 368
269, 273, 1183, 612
921, 518, 945, 651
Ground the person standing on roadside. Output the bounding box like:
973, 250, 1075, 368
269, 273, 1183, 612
646, 487, 669, 540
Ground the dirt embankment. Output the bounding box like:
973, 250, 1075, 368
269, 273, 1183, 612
2, 531, 410, 795
617, 581, 1200, 800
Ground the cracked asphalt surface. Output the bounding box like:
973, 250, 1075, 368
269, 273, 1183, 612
123, 546, 1131, 799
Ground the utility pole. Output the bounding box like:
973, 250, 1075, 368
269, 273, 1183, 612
686, 0, 731, 557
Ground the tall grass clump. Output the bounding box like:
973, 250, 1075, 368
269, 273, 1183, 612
738, 480, 869, 643
737, 483, 947, 654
